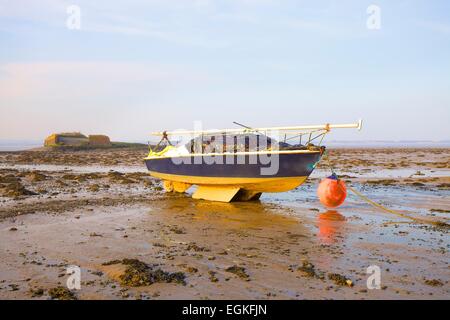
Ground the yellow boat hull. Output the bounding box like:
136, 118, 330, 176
149, 171, 308, 202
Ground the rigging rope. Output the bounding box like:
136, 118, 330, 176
348, 186, 448, 228
321, 150, 449, 229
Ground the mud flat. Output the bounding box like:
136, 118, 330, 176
0, 147, 448, 299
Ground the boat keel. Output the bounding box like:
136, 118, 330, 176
193, 185, 241, 202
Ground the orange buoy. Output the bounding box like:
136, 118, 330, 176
317, 173, 347, 208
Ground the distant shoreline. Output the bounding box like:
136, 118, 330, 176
324, 142, 450, 148
0, 144, 42, 152
1, 139, 450, 152
0, 141, 148, 152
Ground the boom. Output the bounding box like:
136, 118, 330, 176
151, 119, 363, 136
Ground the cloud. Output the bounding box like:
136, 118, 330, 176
0, 0, 233, 48
0, 0, 281, 48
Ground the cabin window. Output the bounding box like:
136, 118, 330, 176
184, 133, 300, 154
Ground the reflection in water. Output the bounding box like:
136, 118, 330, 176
192, 199, 301, 229
317, 210, 346, 245
154, 196, 307, 232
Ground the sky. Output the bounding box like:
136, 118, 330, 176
0, 0, 449, 142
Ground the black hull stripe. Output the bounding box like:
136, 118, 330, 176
145, 153, 321, 178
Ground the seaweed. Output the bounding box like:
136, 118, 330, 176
30, 287, 44, 297
102, 259, 122, 266
208, 271, 219, 282
88, 184, 100, 192
430, 208, 450, 213
367, 179, 396, 185
48, 286, 77, 300
1, 182, 37, 197
186, 266, 198, 273
328, 273, 353, 287
424, 279, 443, 287
169, 226, 186, 234
103, 259, 186, 287
26, 172, 48, 182
187, 243, 210, 252
225, 265, 249, 280
297, 261, 317, 278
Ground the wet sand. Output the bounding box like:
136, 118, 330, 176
0, 147, 449, 299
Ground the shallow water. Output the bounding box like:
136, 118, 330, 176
312, 168, 449, 179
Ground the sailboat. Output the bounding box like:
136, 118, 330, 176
144, 120, 362, 202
